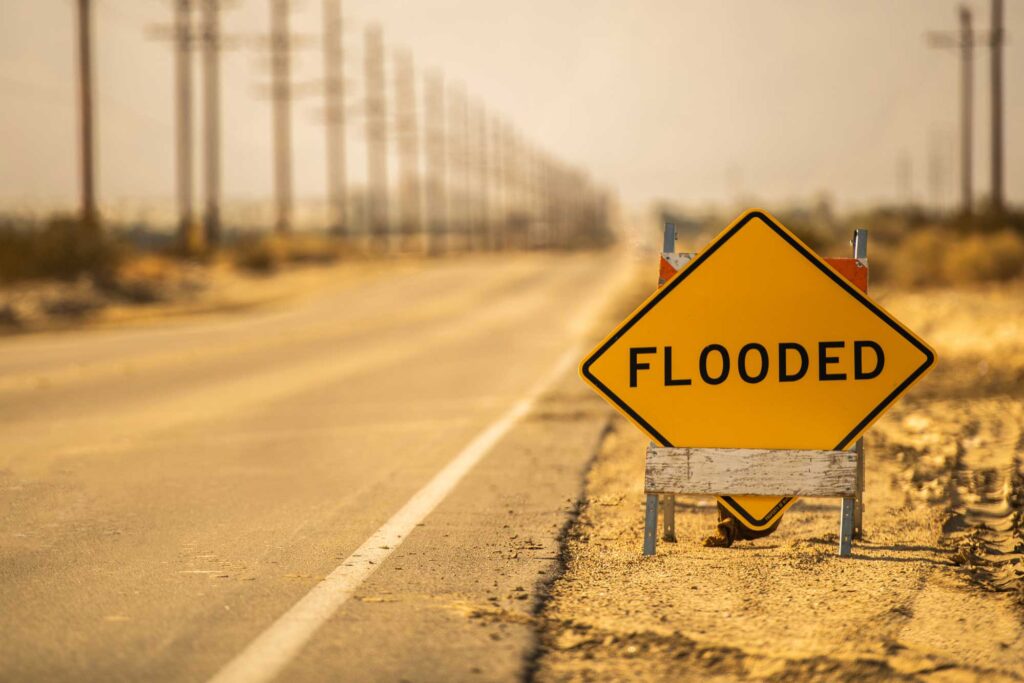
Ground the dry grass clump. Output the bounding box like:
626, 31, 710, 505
232, 233, 355, 273
0, 216, 122, 284
879, 227, 1024, 288
107, 253, 205, 303
943, 229, 1024, 284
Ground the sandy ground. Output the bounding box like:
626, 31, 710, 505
532, 279, 1024, 682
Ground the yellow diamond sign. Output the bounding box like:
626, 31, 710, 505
580, 210, 936, 530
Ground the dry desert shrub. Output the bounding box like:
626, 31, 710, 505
0, 216, 122, 284
232, 233, 352, 273
943, 229, 1024, 284
883, 229, 948, 288
109, 253, 205, 303
878, 227, 1024, 288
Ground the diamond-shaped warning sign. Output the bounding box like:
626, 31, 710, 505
580, 210, 936, 530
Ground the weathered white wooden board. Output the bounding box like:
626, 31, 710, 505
644, 446, 857, 497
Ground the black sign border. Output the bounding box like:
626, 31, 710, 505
580, 210, 936, 528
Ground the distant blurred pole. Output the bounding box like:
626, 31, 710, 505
446, 85, 468, 250
527, 147, 540, 248
423, 71, 446, 255
504, 128, 520, 248
990, 0, 1004, 214
393, 50, 421, 250
536, 149, 547, 247
464, 101, 479, 249
364, 25, 388, 251
270, 0, 293, 234
897, 151, 912, 210
475, 103, 490, 250
928, 7, 980, 218
927, 131, 948, 212
490, 115, 504, 250
959, 6, 973, 216
75, 0, 97, 227
200, 0, 221, 247
507, 127, 521, 248
175, 0, 195, 246
322, 0, 347, 236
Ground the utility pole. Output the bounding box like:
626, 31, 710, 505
270, 0, 293, 234
502, 125, 520, 248
423, 70, 446, 256
200, 0, 221, 246
364, 24, 388, 250
175, 0, 196, 247
990, 0, 1004, 213
393, 50, 421, 250
465, 100, 483, 250
490, 114, 504, 250
476, 104, 490, 250
959, 6, 973, 216
75, 0, 97, 227
928, 7, 975, 217
322, 0, 347, 235
447, 85, 469, 250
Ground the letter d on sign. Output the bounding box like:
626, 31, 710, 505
854, 340, 884, 379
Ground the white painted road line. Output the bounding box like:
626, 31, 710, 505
207, 346, 581, 683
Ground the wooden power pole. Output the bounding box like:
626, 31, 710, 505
200, 0, 221, 246
928, 7, 976, 217
76, 0, 97, 227
473, 102, 490, 250
446, 85, 469, 250
364, 25, 388, 250
990, 0, 1004, 214
322, 0, 347, 236
393, 50, 421, 250
423, 70, 446, 256
959, 6, 973, 216
269, 0, 293, 234
175, 0, 196, 247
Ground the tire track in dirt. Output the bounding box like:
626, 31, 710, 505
883, 398, 1024, 601
873, 282, 1024, 602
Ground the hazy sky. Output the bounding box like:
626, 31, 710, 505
0, 0, 1021, 216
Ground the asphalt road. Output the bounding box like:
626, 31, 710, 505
0, 251, 628, 682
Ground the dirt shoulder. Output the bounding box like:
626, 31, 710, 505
532, 282, 1024, 682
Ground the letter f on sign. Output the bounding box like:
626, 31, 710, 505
629, 347, 657, 387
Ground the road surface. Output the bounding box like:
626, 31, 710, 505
0, 251, 630, 682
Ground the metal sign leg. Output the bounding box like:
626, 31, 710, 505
853, 438, 865, 539
839, 498, 854, 557
643, 494, 659, 556
661, 495, 677, 542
